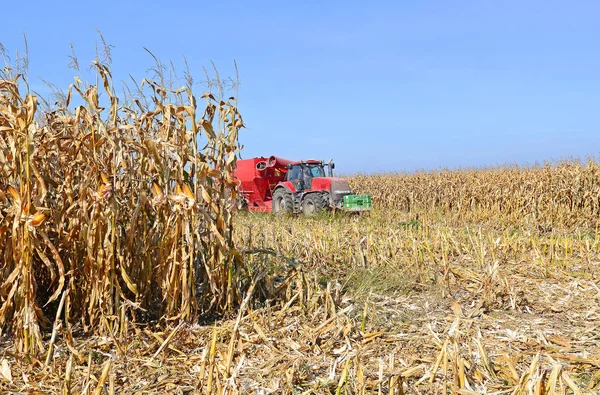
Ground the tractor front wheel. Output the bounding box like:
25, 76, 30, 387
302, 193, 327, 216
272, 189, 293, 215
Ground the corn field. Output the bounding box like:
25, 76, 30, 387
1, 54, 599, 394
349, 161, 600, 230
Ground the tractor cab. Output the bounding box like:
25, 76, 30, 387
286, 162, 327, 191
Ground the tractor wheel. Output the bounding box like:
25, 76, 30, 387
272, 189, 293, 215
302, 193, 327, 216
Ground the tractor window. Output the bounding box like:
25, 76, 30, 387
287, 164, 325, 182
288, 165, 301, 180
308, 165, 325, 177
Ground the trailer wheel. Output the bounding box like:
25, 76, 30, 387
273, 189, 293, 215
302, 193, 327, 216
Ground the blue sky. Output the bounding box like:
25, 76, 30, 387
1, 0, 599, 173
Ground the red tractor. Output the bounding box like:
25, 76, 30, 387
233, 155, 372, 215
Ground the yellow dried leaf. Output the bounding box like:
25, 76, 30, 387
97, 183, 113, 200
207, 168, 221, 177
121, 268, 138, 296
152, 182, 163, 198
29, 213, 46, 227
201, 120, 216, 139
201, 188, 212, 205
100, 172, 109, 184
7, 186, 19, 202
1, 359, 11, 382
182, 183, 195, 199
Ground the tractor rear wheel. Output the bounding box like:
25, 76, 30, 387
302, 193, 327, 216
272, 189, 293, 215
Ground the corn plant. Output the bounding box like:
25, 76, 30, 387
0, 59, 252, 354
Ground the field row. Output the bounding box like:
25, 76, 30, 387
348, 160, 600, 230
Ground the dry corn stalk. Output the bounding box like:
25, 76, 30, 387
0, 59, 253, 354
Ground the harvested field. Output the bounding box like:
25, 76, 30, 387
2, 207, 599, 393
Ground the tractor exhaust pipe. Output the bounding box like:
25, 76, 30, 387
328, 159, 335, 177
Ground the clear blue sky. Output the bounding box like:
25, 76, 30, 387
2, 0, 599, 173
